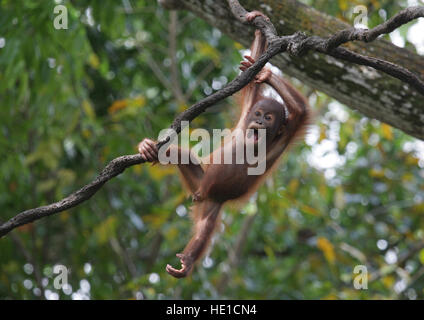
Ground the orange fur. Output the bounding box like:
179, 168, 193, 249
140, 27, 312, 279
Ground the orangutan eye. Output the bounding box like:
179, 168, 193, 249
265, 114, 272, 121
255, 111, 261, 117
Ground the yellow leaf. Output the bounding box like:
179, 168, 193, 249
381, 124, 393, 140
322, 293, 338, 300
406, 155, 419, 166
143, 212, 168, 228
319, 184, 328, 198
194, 41, 220, 65
419, 249, 424, 265
402, 173, 413, 182
108, 99, 128, 114
301, 204, 320, 216
370, 169, 384, 178
334, 186, 345, 209
264, 245, 275, 261
148, 164, 176, 181
132, 96, 146, 108
145, 288, 156, 297
82, 129, 91, 139
234, 42, 243, 50
319, 127, 326, 142
57, 169, 76, 185
382, 275, 395, 289
243, 202, 258, 215
370, 0, 380, 9
288, 179, 299, 194
25, 152, 40, 165
94, 216, 118, 245
412, 203, 424, 214
177, 102, 188, 113
82, 100, 96, 119
37, 179, 56, 193
167, 227, 179, 241
133, 164, 142, 175
102, 146, 111, 159
338, 0, 348, 11
317, 237, 336, 264
88, 53, 100, 69
362, 131, 369, 143
60, 211, 70, 222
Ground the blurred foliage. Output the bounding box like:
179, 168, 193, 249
0, 0, 423, 300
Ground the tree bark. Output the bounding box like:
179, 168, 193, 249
164, 0, 424, 140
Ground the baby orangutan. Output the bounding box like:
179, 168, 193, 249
138, 12, 310, 278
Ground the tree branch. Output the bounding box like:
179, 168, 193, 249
168, 10, 186, 104
1, 0, 423, 238
227, 0, 424, 94
323, 6, 424, 51
0, 1, 278, 238
0, 155, 145, 238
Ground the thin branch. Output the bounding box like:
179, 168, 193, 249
369, 240, 424, 282
185, 47, 234, 101
144, 53, 175, 96
184, 61, 216, 100
0, 154, 145, 238
145, 232, 165, 272
163, 43, 282, 144
168, 10, 186, 104
323, 6, 424, 50
0, 219, 45, 298
228, 0, 424, 94
216, 212, 258, 294
277, 32, 424, 94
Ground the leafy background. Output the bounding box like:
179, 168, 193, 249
0, 0, 423, 299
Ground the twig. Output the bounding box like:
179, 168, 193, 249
0, 219, 45, 298
216, 212, 258, 294
0, 154, 145, 238
276, 33, 424, 94
323, 6, 424, 50
369, 241, 424, 282
168, 10, 186, 104
228, 0, 424, 94
184, 61, 216, 100
144, 53, 176, 97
